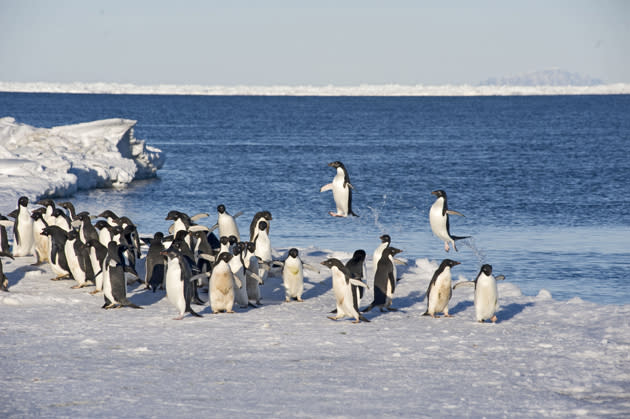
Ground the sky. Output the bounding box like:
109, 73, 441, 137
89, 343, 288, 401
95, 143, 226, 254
0, 0, 628, 86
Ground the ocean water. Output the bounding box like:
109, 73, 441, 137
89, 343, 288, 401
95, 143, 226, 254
1, 93, 629, 304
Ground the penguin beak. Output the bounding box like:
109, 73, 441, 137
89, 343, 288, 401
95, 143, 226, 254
431, 190, 439, 196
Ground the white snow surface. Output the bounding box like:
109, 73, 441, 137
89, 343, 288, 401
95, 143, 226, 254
1, 251, 630, 417
2, 81, 630, 96
0, 117, 164, 210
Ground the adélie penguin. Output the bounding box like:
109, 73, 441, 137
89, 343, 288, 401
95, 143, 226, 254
249, 211, 272, 241
429, 190, 469, 252
282, 248, 305, 302
102, 241, 142, 309
86, 239, 107, 294
11, 196, 34, 257
64, 229, 94, 289
41, 225, 71, 280
161, 246, 203, 319
320, 161, 358, 217
216, 204, 241, 242
0, 214, 13, 255
362, 247, 403, 313
424, 259, 461, 318
209, 252, 237, 313
228, 242, 249, 309
453, 264, 505, 323
144, 232, 166, 292
321, 258, 369, 323
345, 249, 367, 299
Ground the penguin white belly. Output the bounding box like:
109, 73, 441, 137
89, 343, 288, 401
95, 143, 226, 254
429, 271, 452, 314
218, 214, 240, 241
245, 255, 261, 303
475, 276, 499, 322
65, 242, 86, 285
255, 235, 272, 262
429, 201, 449, 242
32, 220, 49, 263
165, 259, 186, 316
13, 212, 34, 257
210, 266, 235, 312
90, 249, 103, 291
331, 174, 349, 216
98, 229, 111, 247
103, 265, 115, 304
229, 259, 248, 308
283, 259, 304, 300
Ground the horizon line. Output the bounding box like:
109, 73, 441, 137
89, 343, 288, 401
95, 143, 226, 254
1, 81, 629, 96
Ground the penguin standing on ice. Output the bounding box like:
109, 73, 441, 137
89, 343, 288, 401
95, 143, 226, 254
282, 248, 305, 302
41, 225, 71, 280
144, 232, 166, 292
453, 264, 505, 323
0, 251, 15, 291
209, 252, 237, 313
216, 204, 241, 241
429, 190, 469, 252
243, 241, 263, 306
372, 234, 391, 277
253, 220, 272, 283
31, 210, 49, 264
320, 161, 358, 217
362, 247, 403, 313
64, 229, 94, 289
345, 249, 367, 299
161, 246, 203, 320
321, 258, 369, 323
229, 242, 249, 309
102, 241, 142, 309
424, 259, 461, 318
86, 239, 107, 294
10, 196, 34, 257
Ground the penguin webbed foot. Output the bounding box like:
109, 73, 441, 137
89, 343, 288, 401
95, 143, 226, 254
386, 307, 398, 312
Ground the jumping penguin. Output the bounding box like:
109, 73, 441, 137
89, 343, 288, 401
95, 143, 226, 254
424, 259, 461, 318
429, 190, 469, 252
320, 161, 358, 217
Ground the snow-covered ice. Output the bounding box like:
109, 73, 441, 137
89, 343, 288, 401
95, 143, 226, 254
0, 117, 164, 212
1, 117, 629, 417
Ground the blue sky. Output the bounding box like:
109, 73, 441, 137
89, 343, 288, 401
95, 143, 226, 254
1, 0, 628, 85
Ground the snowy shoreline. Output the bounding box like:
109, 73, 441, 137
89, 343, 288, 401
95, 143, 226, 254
0, 117, 164, 214
2, 81, 630, 96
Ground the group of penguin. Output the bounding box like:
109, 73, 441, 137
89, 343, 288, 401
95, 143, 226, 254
0, 160, 504, 324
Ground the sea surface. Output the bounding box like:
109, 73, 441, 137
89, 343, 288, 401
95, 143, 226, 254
1, 92, 629, 304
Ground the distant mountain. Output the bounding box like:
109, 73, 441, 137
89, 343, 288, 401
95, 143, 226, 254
480, 69, 604, 86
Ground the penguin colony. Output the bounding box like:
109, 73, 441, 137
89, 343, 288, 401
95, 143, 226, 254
1, 161, 504, 323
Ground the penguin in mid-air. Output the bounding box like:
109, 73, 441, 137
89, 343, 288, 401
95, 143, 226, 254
10, 196, 34, 257
362, 247, 403, 313
102, 241, 142, 309
216, 204, 241, 241
453, 264, 505, 323
320, 161, 358, 217
424, 259, 461, 318
321, 258, 369, 323
161, 246, 203, 320
429, 190, 469, 252
0, 251, 15, 291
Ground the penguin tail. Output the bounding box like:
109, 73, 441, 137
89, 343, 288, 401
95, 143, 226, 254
187, 307, 203, 317
350, 211, 359, 217
125, 302, 143, 309
452, 235, 471, 241
422, 310, 430, 316
359, 314, 370, 323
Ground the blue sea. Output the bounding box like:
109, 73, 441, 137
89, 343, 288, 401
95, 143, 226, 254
1, 93, 629, 304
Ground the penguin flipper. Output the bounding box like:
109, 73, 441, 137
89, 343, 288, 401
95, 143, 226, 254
453, 281, 475, 290
495, 275, 506, 281
361, 303, 374, 313
187, 307, 203, 317
446, 210, 465, 217
320, 183, 333, 192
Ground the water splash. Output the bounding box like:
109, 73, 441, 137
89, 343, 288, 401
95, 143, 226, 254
459, 237, 487, 265
366, 194, 388, 234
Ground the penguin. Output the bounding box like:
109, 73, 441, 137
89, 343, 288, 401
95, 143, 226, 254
190, 229, 214, 273
30, 210, 49, 264
453, 264, 505, 323
76, 212, 99, 244
145, 232, 166, 292
429, 190, 469, 252
321, 258, 369, 323
64, 229, 94, 289
216, 204, 241, 241
362, 247, 403, 313
168, 237, 204, 305
243, 241, 263, 306
253, 220, 272, 282
320, 161, 358, 217
52, 208, 72, 232
0, 251, 15, 291
40, 225, 71, 280
228, 243, 249, 309
98, 210, 120, 226
58, 201, 77, 221
209, 252, 236, 313
345, 249, 367, 299
424, 259, 461, 318
11, 196, 34, 257
161, 246, 203, 319
282, 248, 305, 302
95, 220, 114, 247
102, 241, 142, 309
86, 239, 107, 294
372, 234, 391, 277
0, 215, 13, 255
35, 198, 56, 226
249, 211, 272, 241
